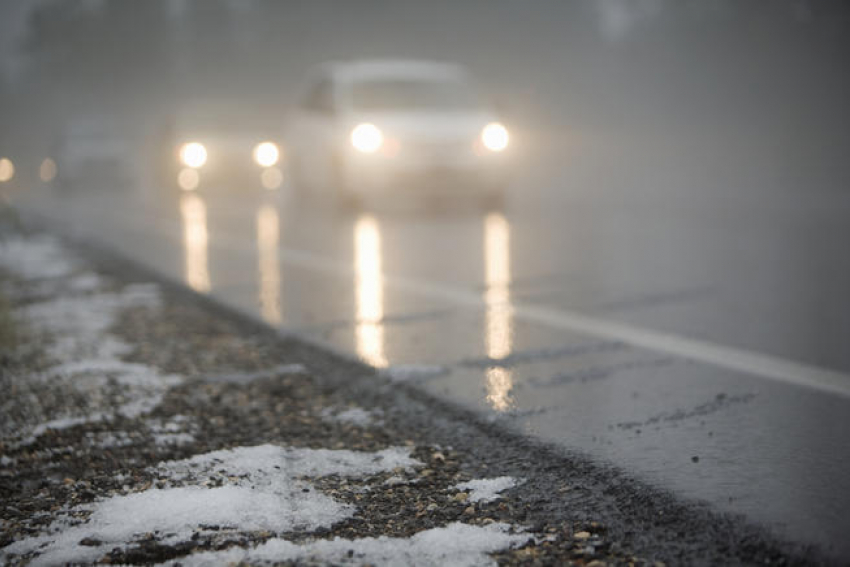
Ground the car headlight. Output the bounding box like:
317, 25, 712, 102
0, 157, 14, 182
351, 123, 383, 153
481, 122, 509, 152
179, 142, 207, 168
253, 141, 280, 167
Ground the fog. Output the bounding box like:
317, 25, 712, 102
1, 0, 849, 184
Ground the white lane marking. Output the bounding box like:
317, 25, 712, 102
24, 197, 850, 399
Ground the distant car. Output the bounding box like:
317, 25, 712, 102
52, 118, 133, 190
159, 101, 285, 192
286, 60, 511, 205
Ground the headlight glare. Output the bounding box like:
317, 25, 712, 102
351, 123, 383, 153
0, 157, 14, 182
481, 123, 509, 152
180, 142, 207, 168
253, 141, 280, 167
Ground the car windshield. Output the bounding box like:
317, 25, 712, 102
350, 79, 479, 111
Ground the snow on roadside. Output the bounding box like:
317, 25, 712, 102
7, 287, 180, 444
0, 234, 77, 280
20, 282, 161, 363
158, 522, 529, 567
0, 235, 180, 444
455, 477, 523, 503
148, 415, 198, 447
321, 406, 381, 427
1, 445, 423, 566
158, 444, 420, 483
84, 430, 134, 449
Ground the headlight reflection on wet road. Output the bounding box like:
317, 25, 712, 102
179, 193, 211, 293
354, 214, 387, 368
256, 203, 282, 325
484, 211, 514, 411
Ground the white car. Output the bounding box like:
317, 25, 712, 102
286, 60, 511, 204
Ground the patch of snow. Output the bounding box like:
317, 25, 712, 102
381, 364, 448, 382
160, 522, 528, 567
0, 235, 76, 280
155, 414, 191, 428
383, 475, 419, 487
454, 477, 522, 503
147, 415, 197, 447
85, 431, 133, 449
20, 286, 159, 363
114, 392, 167, 420
321, 406, 379, 427
29, 416, 96, 438
6, 279, 181, 444
153, 432, 195, 446
158, 444, 420, 483
14, 415, 108, 449
2, 445, 422, 566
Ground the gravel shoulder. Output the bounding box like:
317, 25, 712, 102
0, 212, 832, 566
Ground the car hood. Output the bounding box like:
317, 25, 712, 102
349, 111, 495, 142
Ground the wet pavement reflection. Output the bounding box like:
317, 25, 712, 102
354, 214, 388, 368
179, 193, 210, 293
256, 203, 281, 324
484, 212, 514, 411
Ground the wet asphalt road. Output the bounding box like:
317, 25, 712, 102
9, 124, 850, 558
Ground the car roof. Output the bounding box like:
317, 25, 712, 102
324, 59, 470, 84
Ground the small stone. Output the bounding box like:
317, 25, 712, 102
432, 451, 446, 462
452, 492, 469, 502
463, 505, 475, 515
574, 531, 591, 539
691, 456, 699, 463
